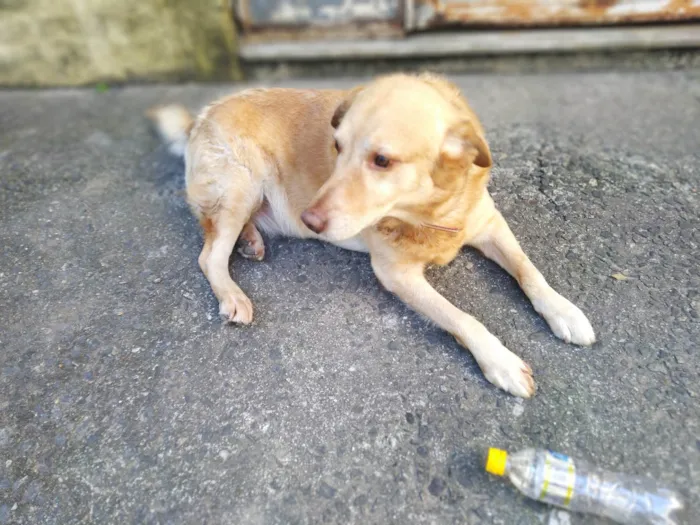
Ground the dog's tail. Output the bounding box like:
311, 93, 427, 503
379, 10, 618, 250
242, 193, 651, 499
146, 104, 194, 157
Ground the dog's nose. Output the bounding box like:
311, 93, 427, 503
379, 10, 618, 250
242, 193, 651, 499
301, 209, 328, 234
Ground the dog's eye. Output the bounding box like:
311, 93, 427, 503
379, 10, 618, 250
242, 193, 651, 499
373, 154, 391, 169
334, 140, 341, 153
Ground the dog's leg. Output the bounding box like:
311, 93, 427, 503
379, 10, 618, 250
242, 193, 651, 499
198, 210, 255, 324
371, 255, 535, 397
193, 163, 263, 325
198, 217, 215, 273
469, 208, 595, 346
235, 221, 265, 261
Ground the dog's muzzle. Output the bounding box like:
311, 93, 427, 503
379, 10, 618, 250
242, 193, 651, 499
301, 208, 328, 234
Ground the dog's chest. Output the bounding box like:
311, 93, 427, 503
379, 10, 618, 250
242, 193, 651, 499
376, 218, 464, 266
253, 179, 307, 238
253, 181, 368, 253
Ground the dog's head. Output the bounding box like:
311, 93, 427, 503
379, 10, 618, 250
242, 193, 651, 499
301, 73, 492, 241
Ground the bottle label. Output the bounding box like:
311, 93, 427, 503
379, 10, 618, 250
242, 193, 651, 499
539, 451, 576, 507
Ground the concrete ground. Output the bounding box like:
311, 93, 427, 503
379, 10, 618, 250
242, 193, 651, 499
1, 71, 698, 525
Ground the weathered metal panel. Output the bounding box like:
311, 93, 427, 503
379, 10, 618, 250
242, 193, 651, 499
409, 0, 700, 29
235, 0, 401, 29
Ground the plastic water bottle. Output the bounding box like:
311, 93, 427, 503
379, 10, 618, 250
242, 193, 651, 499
485, 448, 685, 524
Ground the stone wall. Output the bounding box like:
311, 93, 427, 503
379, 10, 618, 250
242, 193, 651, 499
0, 0, 241, 87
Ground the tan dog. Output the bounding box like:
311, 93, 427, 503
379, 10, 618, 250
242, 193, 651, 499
149, 73, 595, 398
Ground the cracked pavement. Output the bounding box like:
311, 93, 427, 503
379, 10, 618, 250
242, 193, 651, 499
1, 71, 699, 524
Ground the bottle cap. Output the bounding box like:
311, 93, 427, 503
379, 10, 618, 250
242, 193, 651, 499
485, 448, 508, 476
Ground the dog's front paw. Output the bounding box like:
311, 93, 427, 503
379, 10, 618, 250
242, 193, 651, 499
474, 335, 536, 398
219, 291, 254, 325
533, 292, 595, 346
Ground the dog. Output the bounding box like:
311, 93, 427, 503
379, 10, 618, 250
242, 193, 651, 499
148, 73, 595, 398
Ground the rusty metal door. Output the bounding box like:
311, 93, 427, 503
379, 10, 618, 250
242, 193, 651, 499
234, 0, 700, 39
405, 0, 700, 30
234, 0, 405, 40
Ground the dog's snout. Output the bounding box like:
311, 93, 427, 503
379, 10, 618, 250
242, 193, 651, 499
301, 209, 328, 234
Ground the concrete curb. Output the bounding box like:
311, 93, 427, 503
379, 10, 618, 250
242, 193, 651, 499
241, 25, 700, 62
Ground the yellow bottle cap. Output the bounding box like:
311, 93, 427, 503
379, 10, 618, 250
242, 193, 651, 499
485, 448, 508, 476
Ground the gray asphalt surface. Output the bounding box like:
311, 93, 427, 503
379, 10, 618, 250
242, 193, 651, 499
1, 71, 699, 525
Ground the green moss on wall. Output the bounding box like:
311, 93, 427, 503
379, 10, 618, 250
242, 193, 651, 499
0, 0, 242, 87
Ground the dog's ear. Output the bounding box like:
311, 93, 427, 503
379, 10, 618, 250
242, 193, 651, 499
331, 86, 363, 129
441, 120, 492, 168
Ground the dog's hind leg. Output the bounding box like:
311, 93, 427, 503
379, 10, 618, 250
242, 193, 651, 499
200, 212, 253, 324
191, 161, 264, 324
200, 211, 257, 323
236, 221, 265, 261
